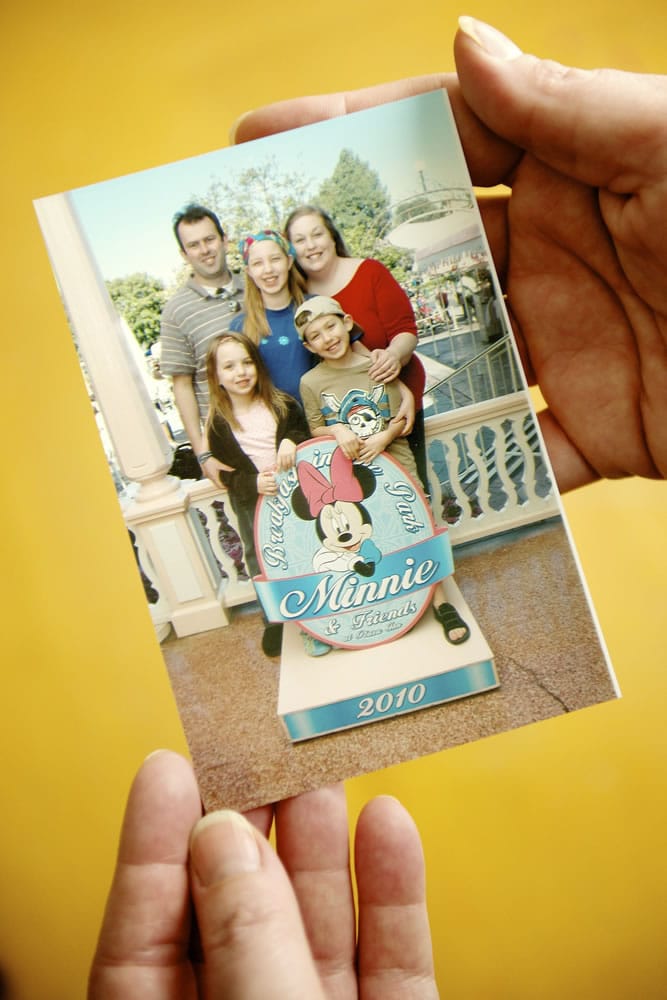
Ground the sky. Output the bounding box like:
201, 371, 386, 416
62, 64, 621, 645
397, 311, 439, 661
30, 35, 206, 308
69, 90, 473, 286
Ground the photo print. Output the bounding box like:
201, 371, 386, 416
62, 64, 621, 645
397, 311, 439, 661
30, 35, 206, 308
34, 90, 619, 811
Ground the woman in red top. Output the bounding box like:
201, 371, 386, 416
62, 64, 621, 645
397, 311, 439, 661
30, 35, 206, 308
285, 204, 429, 494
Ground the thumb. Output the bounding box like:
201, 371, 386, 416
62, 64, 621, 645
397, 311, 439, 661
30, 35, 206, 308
454, 16, 667, 190
189, 810, 325, 1000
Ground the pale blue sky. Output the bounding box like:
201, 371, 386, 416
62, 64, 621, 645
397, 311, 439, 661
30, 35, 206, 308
70, 90, 472, 286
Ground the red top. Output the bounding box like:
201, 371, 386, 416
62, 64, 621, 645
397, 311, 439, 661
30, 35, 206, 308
333, 258, 426, 405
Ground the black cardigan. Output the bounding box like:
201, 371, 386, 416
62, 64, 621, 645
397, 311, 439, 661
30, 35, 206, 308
208, 396, 310, 508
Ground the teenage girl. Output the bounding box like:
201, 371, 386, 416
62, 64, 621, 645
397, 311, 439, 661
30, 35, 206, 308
230, 229, 313, 398
205, 331, 329, 657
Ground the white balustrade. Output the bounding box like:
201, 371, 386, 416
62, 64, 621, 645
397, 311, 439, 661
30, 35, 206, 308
425, 393, 560, 544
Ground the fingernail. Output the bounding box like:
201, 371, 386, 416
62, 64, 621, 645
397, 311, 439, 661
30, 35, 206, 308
458, 16, 522, 60
190, 810, 261, 885
228, 110, 252, 145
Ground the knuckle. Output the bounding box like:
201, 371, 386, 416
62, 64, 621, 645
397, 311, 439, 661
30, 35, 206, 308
204, 889, 283, 956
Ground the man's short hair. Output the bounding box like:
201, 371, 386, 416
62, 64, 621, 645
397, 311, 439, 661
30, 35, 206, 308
172, 204, 225, 249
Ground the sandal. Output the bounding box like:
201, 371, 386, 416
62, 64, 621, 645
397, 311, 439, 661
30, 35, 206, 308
434, 602, 471, 645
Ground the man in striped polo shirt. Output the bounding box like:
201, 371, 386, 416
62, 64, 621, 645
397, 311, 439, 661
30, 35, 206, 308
160, 204, 244, 485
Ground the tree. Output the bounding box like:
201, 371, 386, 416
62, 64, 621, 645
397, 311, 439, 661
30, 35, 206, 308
337, 220, 413, 284
107, 273, 166, 348
317, 149, 392, 251
194, 155, 315, 265
370, 241, 414, 286
315, 151, 413, 282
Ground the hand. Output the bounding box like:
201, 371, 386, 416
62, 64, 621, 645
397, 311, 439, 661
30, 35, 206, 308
202, 454, 233, 487
88, 750, 438, 999
232, 17, 667, 492
257, 469, 278, 495
358, 431, 391, 465
276, 438, 297, 471
394, 380, 416, 435
367, 347, 401, 383
332, 423, 361, 460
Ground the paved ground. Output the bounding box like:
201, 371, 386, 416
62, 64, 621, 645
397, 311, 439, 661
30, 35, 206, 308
161, 516, 617, 812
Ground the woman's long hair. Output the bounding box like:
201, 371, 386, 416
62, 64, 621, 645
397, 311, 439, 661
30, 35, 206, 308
284, 205, 350, 279
241, 262, 307, 344
205, 331, 291, 432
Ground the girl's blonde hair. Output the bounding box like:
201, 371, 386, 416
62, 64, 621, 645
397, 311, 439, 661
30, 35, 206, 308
205, 331, 292, 432
240, 253, 307, 345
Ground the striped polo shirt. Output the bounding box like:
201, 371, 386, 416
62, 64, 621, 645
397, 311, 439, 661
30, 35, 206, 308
160, 275, 245, 420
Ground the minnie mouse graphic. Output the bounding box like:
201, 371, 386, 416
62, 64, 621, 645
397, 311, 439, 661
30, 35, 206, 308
292, 447, 382, 578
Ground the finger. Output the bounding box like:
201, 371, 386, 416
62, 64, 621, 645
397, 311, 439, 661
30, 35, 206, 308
275, 784, 358, 996
243, 803, 274, 839
355, 796, 437, 1000
454, 16, 667, 190
370, 362, 396, 381
230, 74, 518, 189
230, 76, 451, 144
88, 750, 203, 1000
190, 811, 325, 1000
537, 409, 599, 493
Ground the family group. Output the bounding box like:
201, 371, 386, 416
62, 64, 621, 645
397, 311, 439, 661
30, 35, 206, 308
159, 203, 470, 655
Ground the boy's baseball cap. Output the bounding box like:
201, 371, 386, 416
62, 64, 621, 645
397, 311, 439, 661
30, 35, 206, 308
294, 295, 346, 339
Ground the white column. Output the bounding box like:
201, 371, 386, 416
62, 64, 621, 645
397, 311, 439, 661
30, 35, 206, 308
35, 192, 177, 499
124, 488, 230, 636
34, 192, 228, 634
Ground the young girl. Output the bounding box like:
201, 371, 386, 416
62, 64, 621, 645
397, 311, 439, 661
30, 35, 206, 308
205, 331, 329, 657
229, 229, 313, 399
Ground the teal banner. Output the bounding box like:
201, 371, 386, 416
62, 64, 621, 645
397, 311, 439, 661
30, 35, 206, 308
255, 530, 453, 623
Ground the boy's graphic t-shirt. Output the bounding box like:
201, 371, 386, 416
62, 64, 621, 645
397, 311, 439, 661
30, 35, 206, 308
299, 356, 417, 477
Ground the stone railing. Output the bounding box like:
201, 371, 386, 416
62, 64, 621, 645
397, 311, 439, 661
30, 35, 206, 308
425, 393, 559, 545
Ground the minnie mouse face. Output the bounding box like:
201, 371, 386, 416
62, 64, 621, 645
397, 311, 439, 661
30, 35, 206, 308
291, 448, 381, 578
291, 448, 378, 564
318, 500, 373, 553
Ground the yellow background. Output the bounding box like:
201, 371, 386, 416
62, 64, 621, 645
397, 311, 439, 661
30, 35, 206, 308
2, 2, 666, 996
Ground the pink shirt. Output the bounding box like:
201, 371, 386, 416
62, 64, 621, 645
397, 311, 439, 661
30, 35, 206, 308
232, 400, 278, 471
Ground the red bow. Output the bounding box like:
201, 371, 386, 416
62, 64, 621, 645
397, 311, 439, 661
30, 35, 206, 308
297, 448, 363, 517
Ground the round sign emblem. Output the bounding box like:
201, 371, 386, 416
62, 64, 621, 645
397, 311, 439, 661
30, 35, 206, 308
253, 438, 453, 650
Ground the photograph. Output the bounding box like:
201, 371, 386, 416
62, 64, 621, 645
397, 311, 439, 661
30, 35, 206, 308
35, 89, 618, 812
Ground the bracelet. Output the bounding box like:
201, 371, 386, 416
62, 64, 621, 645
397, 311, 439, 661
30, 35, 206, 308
197, 450, 213, 464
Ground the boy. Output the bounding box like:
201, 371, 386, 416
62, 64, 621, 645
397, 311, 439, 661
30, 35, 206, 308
295, 295, 417, 474
295, 295, 470, 645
